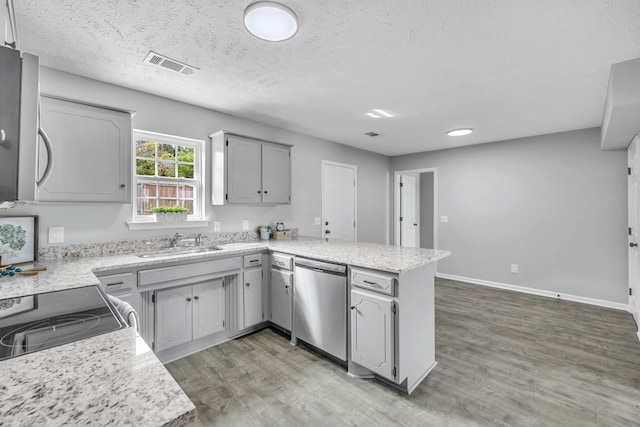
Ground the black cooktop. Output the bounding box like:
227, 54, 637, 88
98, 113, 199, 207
0, 285, 126, 361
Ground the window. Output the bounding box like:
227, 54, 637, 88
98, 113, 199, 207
132, 130, 204, 221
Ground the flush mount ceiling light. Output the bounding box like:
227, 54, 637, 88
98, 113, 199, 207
244, 2, 298, 42
447, 128, 474, 136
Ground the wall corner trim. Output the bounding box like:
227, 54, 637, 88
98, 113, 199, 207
436, 273, 630, 312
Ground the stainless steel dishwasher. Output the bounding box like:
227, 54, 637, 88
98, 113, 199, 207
293, 257, 347, 361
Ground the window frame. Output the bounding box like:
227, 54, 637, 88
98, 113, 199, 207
131, 129, 205, 223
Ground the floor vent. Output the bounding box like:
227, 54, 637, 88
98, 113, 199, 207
143, 51, 198, 75
365, 131, 380, 137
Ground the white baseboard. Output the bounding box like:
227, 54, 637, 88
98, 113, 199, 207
436, 273, 630, 312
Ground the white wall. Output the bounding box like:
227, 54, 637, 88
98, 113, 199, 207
391, 128, 628, 304
9, 68, 391, 246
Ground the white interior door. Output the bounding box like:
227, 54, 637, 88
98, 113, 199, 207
400, 175, 419, 247
322, 161, 356, 241
629, 136, 640, 328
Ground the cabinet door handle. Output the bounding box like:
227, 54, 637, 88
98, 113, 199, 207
186, 297, 192, 302
363, 280, 381, 288
631, 242, 638, 248
245, 282, 251, 287
106, 281, 125, 288
250, 259, 259, 263
263, 190, 268, 194
194, 296, 199, 300
285, 285, 289, 289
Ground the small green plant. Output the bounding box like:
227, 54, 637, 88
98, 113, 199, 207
256, 225, 271, 232
151, 206, 188, 214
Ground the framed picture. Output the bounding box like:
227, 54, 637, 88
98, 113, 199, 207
0, 295, 38, 318
0, 216, 38, 265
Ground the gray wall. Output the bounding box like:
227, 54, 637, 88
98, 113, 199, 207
391, 128, 628, 304
10, 68, 390, 246
420, 172, 435, 249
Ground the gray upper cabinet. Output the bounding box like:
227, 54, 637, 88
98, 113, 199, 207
262, 143, 291, 204
226, 135, 262, 204
211, 131, 292, 205
38, 96, 133, 203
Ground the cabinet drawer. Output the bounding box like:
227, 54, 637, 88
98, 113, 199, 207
271, 253, 294, 271
97, 272, 135, 292
351, 267, 396, 296
243, 253, 263, 268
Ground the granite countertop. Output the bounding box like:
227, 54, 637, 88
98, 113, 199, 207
0, 237, 449, 426
0, 237, 450, 300
0, 328, 196, 427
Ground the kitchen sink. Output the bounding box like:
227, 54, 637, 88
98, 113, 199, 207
137, 246, 224, 258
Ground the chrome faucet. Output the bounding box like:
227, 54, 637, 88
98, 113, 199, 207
170, 233, 183, 248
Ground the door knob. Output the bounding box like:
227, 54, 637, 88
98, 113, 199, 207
631, 242, 638, 248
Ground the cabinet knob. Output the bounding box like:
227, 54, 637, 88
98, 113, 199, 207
194, 295, 199, 300
120, 184, 126, 188
350, 306, 356, 310
285, 285, 289, 289
257, 190, 261, 194
186, 297, 192, 302
631, 242, 638, 248
263, 190, 268, 194
245, 282, 251, 287
325, 230, 331, 234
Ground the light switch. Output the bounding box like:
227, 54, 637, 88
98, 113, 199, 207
48, 226, 64, 244
314, 217, 321, 225
242, 220, 249, 231
440, 216, 449, 223
213, 221, 221, 232
511, 264, 519, 274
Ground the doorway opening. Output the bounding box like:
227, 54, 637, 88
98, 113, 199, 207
394, 168, 437, 248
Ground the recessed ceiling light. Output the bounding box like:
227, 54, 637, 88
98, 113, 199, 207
244, 2, 298, 42
367, 113, 381, 118
372, 109, 394, 118
447, 128, 473, 136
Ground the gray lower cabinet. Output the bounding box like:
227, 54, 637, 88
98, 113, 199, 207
243, 268, 263, 329
350, 288, 396, 381
155, 280, 225, 352
270, 269, 293, 331
38, 96, 132, 203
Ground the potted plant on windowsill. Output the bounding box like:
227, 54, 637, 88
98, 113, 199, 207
150, 206, 188, 222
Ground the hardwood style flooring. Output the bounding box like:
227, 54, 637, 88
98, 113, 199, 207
165, 279, 640, 427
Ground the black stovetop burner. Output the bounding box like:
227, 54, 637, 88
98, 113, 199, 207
0, 285, 126, 361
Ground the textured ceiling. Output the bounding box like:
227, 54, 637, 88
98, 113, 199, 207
14, 0, 640, 156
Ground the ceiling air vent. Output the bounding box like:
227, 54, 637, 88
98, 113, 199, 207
365, 131, 380, 137
143, 51, 198, 75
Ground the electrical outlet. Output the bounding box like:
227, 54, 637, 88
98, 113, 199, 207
440, 216, 449, 223
213, 221, 221, 232
242, 220, 249, 231
511, 264, 519, 274
314, 217, 321, 225
48, 226, 64, 244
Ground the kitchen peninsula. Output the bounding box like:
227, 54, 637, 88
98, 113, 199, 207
0, 236, 449, 425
